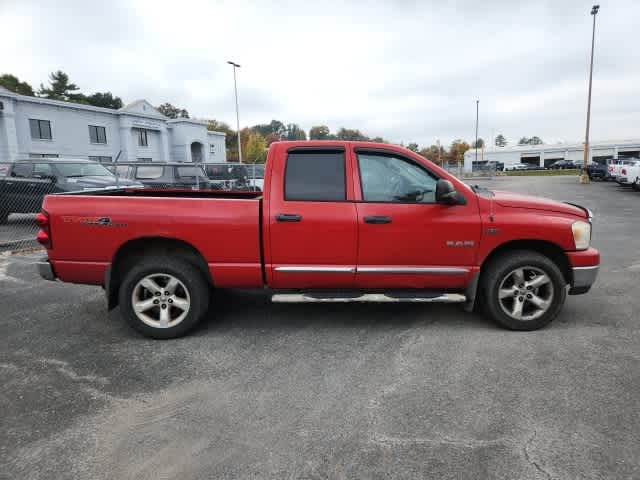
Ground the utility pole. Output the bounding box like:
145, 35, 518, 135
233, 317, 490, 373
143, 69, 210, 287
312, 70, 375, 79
475, 100, 479, 164
227, 61, 243, 163
580, 5, 600, 184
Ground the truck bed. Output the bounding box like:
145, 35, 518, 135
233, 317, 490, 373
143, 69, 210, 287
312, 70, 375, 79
42, 189, 265, 288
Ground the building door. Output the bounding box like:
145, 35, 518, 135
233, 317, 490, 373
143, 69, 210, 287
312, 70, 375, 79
190, 142, 204, 163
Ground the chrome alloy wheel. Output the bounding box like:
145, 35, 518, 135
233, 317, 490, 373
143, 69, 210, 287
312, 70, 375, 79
131, 274, 191, 328
498, 266, 554, 321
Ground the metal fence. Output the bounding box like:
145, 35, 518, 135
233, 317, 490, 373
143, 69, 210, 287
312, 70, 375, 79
0, 160, 266, 252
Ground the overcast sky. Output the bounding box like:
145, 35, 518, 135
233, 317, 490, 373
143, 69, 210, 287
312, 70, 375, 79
1, 0, 638, 147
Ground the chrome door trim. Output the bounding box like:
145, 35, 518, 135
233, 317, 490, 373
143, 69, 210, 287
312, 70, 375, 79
356, 266, 470, 274
275, 266, 356, 273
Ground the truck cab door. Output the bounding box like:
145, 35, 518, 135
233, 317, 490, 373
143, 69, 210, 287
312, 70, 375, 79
353, 149, 481, 289
267, 147, 358, 289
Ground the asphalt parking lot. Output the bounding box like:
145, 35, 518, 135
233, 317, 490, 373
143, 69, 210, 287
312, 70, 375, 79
1, 176, 639, 479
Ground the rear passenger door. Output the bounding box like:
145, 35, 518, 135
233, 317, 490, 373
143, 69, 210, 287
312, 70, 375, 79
268, 147, 358, 288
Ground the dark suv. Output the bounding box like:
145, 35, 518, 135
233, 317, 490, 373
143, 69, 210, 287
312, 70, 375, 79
108, 162, 220, 189
0, 159, 140, 223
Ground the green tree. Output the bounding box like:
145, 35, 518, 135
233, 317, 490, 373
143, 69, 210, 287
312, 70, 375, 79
252, 119, 286, 139
85, 91, 123, 109
245, 132, 267, 163
309, 125, 331, 140
529, 136, 543, 145
518, 137, 530, 145
472, 138, 485, 149
407, 142, 419, 153
495, 134, 507, 147
38, 70, 84, 102
0, 73, 35, 96
335, 128, 368, 141
157, 102, 189, 119
418, 144, 446, 164
284, 123, 307, 140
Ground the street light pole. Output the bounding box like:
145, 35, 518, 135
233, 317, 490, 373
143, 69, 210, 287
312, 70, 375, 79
227, 61, 243, 163
475, 100, 479, 164
580, 5, 600, 184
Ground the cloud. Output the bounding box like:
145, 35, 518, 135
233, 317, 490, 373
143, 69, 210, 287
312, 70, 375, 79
0, 0, 638, 148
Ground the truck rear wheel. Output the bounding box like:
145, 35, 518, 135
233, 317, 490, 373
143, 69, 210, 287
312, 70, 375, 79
480, 250, 566, 331
118, 256, 210, 339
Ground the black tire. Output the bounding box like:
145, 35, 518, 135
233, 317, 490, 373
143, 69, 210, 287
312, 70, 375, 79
118, 256, 210, 339
480, 250, 567, 331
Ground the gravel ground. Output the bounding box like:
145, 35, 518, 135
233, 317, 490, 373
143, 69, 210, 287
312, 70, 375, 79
1, 176, 638, 479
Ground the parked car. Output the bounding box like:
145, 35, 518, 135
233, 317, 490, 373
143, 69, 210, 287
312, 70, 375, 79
247, 163, 265, 190
587, 162, 608, 181
616, 160, 640, 189
203, 163, 256, 191
108, 162, 219, 190
36, 140, 599, 338
504, 163, 530, 171
0, 159, 140, 224
550, 159, 575, 170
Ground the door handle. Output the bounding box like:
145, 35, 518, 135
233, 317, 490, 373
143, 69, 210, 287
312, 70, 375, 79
276, 213, 302, 222
364, 215, 392, 224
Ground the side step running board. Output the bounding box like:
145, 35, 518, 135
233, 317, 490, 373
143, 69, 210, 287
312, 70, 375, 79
271, 293, 467, 303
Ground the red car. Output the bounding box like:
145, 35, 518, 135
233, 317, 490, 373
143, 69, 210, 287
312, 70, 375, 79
36, 141, 599, 338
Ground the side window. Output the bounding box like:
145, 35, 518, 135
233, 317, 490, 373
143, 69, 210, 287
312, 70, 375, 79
33, 163, 53, 177
358, 153, 438, 203
12, 163, 33, 178
135, 166, 164, 179
284, 151, 346, 201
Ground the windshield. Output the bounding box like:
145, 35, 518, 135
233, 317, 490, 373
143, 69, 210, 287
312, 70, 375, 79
55, 163, 115, 177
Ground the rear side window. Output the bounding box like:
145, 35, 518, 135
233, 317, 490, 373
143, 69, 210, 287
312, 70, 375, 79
34, 163, 53, 177
135, 166, 164, 179
12, 163, 33, 178
284, 151, 346, 201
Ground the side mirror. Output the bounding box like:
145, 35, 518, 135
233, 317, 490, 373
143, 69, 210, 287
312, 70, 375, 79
436, 179, 464, 205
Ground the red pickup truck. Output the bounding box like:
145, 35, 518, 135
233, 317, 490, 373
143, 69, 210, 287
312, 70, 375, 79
36, 141, 599, 338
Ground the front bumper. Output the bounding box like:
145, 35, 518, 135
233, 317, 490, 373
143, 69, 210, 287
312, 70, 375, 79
569, 265, 599, 295
37, 257, 56, 281
567, 247, 599, 295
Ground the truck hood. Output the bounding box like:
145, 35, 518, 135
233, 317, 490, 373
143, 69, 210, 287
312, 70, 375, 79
492, 190, 588, 218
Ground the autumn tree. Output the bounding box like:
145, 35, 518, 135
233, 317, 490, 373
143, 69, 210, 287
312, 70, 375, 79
157, 102, 189, 119
38, 70, 84, 102
407, 142, 419, 153
245, 132, 267, 163
495, 134, 507, 147
252, 120, 286, 139
0, 73, 35, 96
449, 139, 471, 163
335, 128, 368, 141
418, 144, 446, 165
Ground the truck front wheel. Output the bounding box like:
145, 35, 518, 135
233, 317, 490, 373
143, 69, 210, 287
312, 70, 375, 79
480, 250, 567, 330
119, 256, 210, 339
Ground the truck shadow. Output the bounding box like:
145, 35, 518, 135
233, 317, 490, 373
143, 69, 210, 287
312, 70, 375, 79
195, 289, 497, 334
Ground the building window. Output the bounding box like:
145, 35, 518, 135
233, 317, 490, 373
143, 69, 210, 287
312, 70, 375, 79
88, 156, 113, 163
29, 153, 59, 158
89, 125, 107, 144
210, 144, 216, 154
137, 129, 149, 147
29, 119, 52, 140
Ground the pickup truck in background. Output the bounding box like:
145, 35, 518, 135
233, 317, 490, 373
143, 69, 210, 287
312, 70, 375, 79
36, 141, 600, 338
0, 159, 140, 224
616, 160, 640, 190
108, 162, 219, 190
608, 158, 639, 181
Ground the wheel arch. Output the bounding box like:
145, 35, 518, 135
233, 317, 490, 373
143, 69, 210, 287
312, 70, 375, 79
479, 239, 572, 286
106, 236, 212, 310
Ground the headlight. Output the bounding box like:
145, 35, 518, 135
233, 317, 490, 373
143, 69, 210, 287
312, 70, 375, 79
572, 220, 591, 250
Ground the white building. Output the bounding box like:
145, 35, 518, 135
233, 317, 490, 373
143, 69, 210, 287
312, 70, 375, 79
464, 139, 640, 172
0, 86, 226, 163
